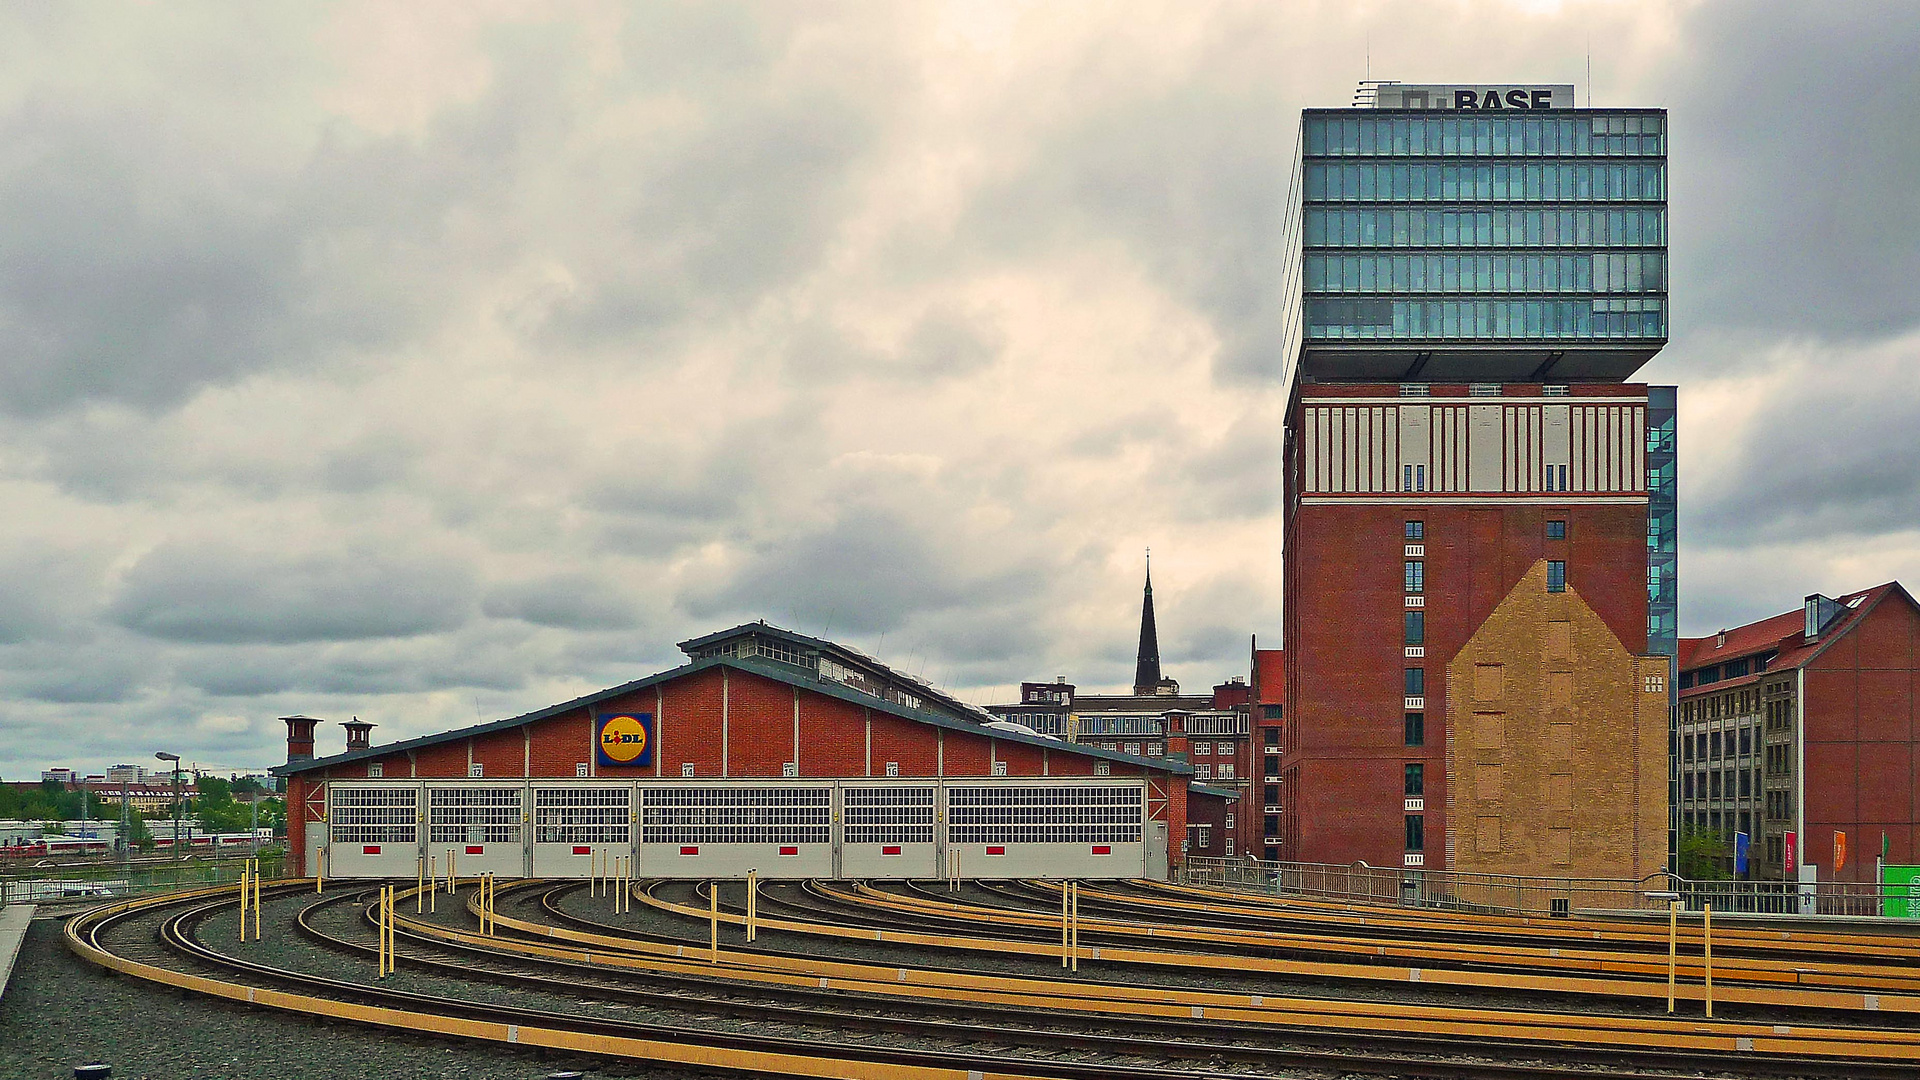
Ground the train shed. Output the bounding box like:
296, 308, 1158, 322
273, 622, 1197, 880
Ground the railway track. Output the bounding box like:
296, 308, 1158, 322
60, 876, 1920, 1079
661, 875, 1920, 1020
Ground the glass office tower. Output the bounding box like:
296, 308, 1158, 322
1292, 105, 1667, 384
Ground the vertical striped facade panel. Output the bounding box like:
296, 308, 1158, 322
1303, 404, 1401, 493
1301, 400, 1647, 495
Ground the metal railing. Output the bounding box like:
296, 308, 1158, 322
1, 850, 286, 907
1179, 855, 1918, 920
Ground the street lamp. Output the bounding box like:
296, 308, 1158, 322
155, 753, 182, 861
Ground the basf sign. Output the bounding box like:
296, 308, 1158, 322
1375, 84, 1574, 110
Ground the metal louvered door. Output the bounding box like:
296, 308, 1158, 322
326, 784, 421, 877
531, 784, 633, 877
637, 784, 833, 879
425, 784, 526, 878
944, 781, 1147, 879
839, 783, 937, 878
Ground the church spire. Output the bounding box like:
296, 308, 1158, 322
1133, 550, 1163, 696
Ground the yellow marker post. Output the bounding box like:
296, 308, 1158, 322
429, 856, 437, 913
1061, 881, 1070, 967
417, 856, 425, 914
252, 858, 262, 941
1666, 900, 1678, 1013
1070, 881, 1080, 973
376, 887, 387, 978
746, 869, 757, 942
709, 881, 719, 963
1703, 902, 1714, 1017
238, 862, 249, 942
316, 852, 323, 894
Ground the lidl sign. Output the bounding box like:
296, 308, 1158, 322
594, 711, 654, 768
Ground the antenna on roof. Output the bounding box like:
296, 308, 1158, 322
1586, 36, 1592, 108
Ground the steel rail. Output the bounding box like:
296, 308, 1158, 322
282, 881, 1699, 1080
762, 876, 1920, 1016
416, 878, 1920, 1065
64, 884, 1263, 1080
847, 877, 1920, 995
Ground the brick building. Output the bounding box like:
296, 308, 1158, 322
986, 563, 1251, 860
1678, 583, 1920, 884
274, 621, 1199, 880
1279, 85, 1676, 879
1250, 643, 1284, 860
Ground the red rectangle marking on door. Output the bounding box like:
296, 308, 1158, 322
572, 846, 592, 855
1091, 845, 1112, 855
881, 845, 902, 856
362, 845, 381, 855
779, 845, 800, 856
679, 846, 699, 855
985, 845, 1006, 856
465, 845, 484, 855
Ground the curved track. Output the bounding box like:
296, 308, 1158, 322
61, 875, 1920, 1079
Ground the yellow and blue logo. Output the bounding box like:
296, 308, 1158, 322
595, 712, 653, 768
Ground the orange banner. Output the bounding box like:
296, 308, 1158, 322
1835, 830, 1848, 872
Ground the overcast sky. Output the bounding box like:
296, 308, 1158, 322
3, 1, 1918, 778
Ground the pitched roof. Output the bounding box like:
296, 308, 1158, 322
1189, 782, 1241, 800
677, 620, 989, 723
274, 653, 1192, 779
1677, 582, 1911, 695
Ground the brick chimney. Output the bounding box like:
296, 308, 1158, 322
282, 715, 322, 765
342, 717, 375, 753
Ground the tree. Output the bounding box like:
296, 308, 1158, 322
1678, 828, 1731, 880
122, 812, 153, 851
194, 775, 254, 834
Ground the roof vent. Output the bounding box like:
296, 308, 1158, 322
282, 715, 323, 765
342, 717, 375, 752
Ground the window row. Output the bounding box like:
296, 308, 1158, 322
1305, 207, 1665, 249
1684, 809, 1754, 839
1679, 725, 1765, 761
1304, 252, 1666, 295
1306, 162, 1664, 204
1681, 767, 1762, 801
1305, 297, 1666, 341
1305, 113, 1664, 159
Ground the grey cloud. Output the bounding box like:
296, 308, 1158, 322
1665, 2, 1920, 345
957, 81, 1291, 385
111, 541, 477, 644
483, 573, 641, 631
0, 100, 308, 415
685, 505, 1044, 636
1689, 356, 1920, 546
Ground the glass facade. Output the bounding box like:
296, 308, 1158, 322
1646, 384, 1680, 867
1299, 109, 1667, 347
1645, 385, 1678, 657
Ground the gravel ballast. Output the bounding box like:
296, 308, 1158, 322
0, 916, 723, 1080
